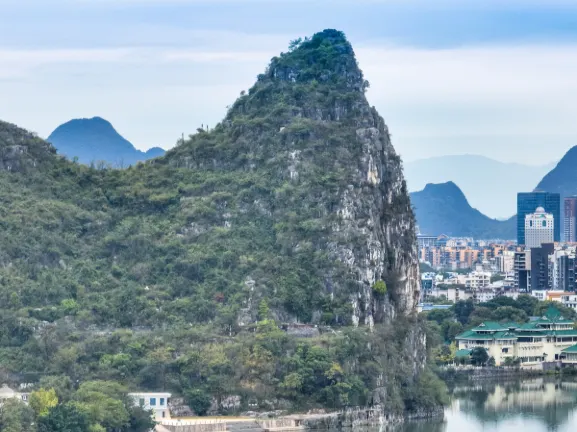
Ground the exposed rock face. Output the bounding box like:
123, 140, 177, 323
0, 121, 56, 172
165, 29, 419, 325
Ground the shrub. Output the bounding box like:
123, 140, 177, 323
372, 280, 387, 295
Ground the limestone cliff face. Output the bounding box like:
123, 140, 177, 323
0, 121, 56, 172
165, 29, 419, 325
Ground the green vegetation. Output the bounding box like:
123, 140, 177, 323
0, 28, 445, 420
372, 280, 387, 295
0, 382, 153, 432
425, 296, 577, 365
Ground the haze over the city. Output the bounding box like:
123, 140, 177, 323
2, 0, 577, 165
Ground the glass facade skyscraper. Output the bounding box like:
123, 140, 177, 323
517, 192, 560, 245
564, 196, 577, 242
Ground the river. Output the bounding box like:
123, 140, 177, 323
400, 377, 577, 432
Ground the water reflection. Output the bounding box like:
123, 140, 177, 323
401, 378, 577, 432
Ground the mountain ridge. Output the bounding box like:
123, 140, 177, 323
47, 116, 165, 166
405, 154, 554, 219
536, 145, 577, 199
411, 181, 516, 239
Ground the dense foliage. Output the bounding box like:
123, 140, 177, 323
0, 29, 444, 420
0, 381, 154, 432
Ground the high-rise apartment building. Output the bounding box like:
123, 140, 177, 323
517, 192, 560, 245
530, 243, 555, 291
514, 250, 529, 291
525, 207, 555, 248
564, 196, 577, 242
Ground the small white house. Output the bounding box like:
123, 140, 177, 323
0, 385, 28, 405
129, 392, 172, 420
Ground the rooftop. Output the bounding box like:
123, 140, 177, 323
455, 349, 471, 357
562, 344, 577, 354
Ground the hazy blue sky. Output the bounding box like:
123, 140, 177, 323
2, 0, 577, 164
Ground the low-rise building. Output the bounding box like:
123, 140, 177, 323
560, 293, 577, 310
455, 306, 577, 367
129, 392, 171, 420
466, 271, 491, 289
561, 345, 577, 365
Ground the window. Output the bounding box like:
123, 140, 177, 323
162, 411, 166, 418
139, 398, 145, 407
160, 398, 165, 406
542, 221, 547, 227
150, 398, 156, 406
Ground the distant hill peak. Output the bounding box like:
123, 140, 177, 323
410, 181, 515, 239
404, 154, 555, 219
48, 117, 165, 166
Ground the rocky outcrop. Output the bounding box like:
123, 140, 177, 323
0, 120, 56, 172
164, 29, 419, 326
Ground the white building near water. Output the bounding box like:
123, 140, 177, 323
525, 207, 554, 248
129, 392, 171, 420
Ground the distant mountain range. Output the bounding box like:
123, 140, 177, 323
404, 155, 555, 219
536, 145, 577, 201
410, 181, 516, 239
47, 117, 165, 166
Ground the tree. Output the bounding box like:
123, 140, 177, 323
470, 347, 489, 366
468, 307, 495, 327
288, 38, 303, 51
503, 357, 521, 368
73, 381, 130, 430
443, 321, 464, 342
30, 388, 59, 417
185, 389, 212, 416
516, 295, 539, 316
38, 376, 74, 402
454, 300, 475, 325
372, 280, 387, 295
0, 399, 36, 432
426, 309, 453, 325
258, 299, 270, 322
487, 357, 496, 367
127, 405, 156, 432
534, 301, 576, 320
492, 306, 528, 323
37, 403, 90, 432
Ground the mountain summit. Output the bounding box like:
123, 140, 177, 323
0, 30, 438, 413
164, 29, 419, 322
411, 182, 516, 238
405, 155, 554, 218
47, 117, 164, 166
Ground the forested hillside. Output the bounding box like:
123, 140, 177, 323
0, 30, 445, 419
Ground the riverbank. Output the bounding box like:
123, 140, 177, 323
158, 405, 445, 432
439, 365, 577, 382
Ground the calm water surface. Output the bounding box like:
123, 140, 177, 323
401, 378, 577, 432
